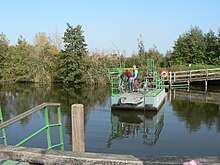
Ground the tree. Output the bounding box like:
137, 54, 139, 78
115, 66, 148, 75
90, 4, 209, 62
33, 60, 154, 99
171, 26, 206, 65
137, 34, 145, 57
216, 29, 220, 65
0, 33, 10, 80
204, 30, 219, 65
10, 36, 34, 82
57, 23, 88, 83
146, 46, 165, 68
49, 29, 62, 54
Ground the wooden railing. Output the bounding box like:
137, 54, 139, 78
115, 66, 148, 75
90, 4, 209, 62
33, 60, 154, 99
169, 68, 220, 83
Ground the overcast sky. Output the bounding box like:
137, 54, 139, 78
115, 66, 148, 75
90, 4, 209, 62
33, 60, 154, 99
1, 0, 220, 55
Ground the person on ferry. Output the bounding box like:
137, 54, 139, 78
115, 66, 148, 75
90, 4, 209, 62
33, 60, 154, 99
120, 70, 134, 93
133, 65, 139, 92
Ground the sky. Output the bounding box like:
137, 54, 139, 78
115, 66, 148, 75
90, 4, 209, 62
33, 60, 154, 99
1, 0, 220, 55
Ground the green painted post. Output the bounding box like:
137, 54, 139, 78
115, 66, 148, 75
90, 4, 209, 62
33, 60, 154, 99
44, 106, 52, 149
57, 105, 64, 151
0, 107, 7, 145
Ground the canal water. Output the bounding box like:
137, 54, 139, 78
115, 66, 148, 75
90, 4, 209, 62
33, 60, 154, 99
0, 83, 220, 156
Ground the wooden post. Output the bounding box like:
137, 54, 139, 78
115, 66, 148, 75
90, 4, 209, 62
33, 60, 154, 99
189, 71, 191, 80
71, 104, 85, 152
187, 80, 190, 91
205, 69, 208, 92
174, 73, 176, 82
205, 69, 208, 78
169, 72, 172, 88
205, 80, 207, 92
169, 89, 172, 102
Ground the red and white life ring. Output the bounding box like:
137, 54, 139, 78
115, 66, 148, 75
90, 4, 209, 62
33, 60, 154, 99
161, 70, 168, 78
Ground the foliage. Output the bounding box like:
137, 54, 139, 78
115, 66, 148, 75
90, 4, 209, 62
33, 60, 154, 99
169, 26, 220, 66
204, 30, 220, 65
57, 23, 88, 84
32, 32, 59, 82
9, 36, 34, 82
170, 26, 205, 65
0, 32, 60, 83
137, 35, 145, 57
0, 33, 10, 79
83, 54, 109, 84
0, 25, 220, 84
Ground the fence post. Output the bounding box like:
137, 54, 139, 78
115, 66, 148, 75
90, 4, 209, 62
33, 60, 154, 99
169, 72, 172, 88
174, 73, 176, 82
205, 80, 208, 92
71, 104, 85, 152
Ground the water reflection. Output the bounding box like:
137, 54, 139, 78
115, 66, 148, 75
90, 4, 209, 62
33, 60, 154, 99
0, 84, 111, 148
107, 108, 165, 147
169, 89, 220, 133
1, 83, 220, 155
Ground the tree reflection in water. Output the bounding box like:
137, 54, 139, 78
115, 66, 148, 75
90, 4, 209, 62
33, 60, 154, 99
170, 89, 220, 133
0, 83, 110, 144
107, 108, 165, 148
1, 83, 220, 155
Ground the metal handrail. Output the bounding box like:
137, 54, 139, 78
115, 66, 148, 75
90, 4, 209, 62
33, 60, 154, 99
0, 107, 7, 145
0, 103, 64, 150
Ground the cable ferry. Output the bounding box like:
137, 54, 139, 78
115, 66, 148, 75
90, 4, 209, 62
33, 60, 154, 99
108, 59, 167, 111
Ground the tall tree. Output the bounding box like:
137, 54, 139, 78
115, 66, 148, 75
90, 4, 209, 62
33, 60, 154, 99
217, 29, 220, 65
137, 34, 145, 57
58, 23, 88, 83
11, 36, 34, 82
33, 32, 51, 82
0, 33, 10, 80
204, 30, 219, 65
171, 26, 206, 65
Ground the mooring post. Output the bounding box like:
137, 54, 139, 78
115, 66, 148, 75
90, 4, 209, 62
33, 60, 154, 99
71, 104, 85, 152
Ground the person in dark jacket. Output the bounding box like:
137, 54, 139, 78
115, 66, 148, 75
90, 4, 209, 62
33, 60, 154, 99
121, 70, 134, 93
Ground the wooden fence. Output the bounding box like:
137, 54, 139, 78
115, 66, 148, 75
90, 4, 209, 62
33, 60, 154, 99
169, 68, 220, 91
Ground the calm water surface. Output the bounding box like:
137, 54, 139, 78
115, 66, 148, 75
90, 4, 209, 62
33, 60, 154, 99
0, 83, 220, 156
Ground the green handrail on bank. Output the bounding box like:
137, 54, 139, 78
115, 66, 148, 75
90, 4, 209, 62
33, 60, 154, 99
0, 103, 64, 151
0, 107, 7, 145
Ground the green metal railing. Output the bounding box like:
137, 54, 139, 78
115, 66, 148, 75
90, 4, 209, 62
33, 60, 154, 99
171, 83, 189, 89
0, 106, 7, 145
0, 103, 64, 150
108, 68, 121, 96
108, 68, 130, 96
108, 59, 167, 96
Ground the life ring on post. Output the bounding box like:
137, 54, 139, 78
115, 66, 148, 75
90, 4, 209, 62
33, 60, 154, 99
161, 70, 168, 79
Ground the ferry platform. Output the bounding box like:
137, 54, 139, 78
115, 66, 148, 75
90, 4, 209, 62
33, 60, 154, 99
111, 88, 166, 111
